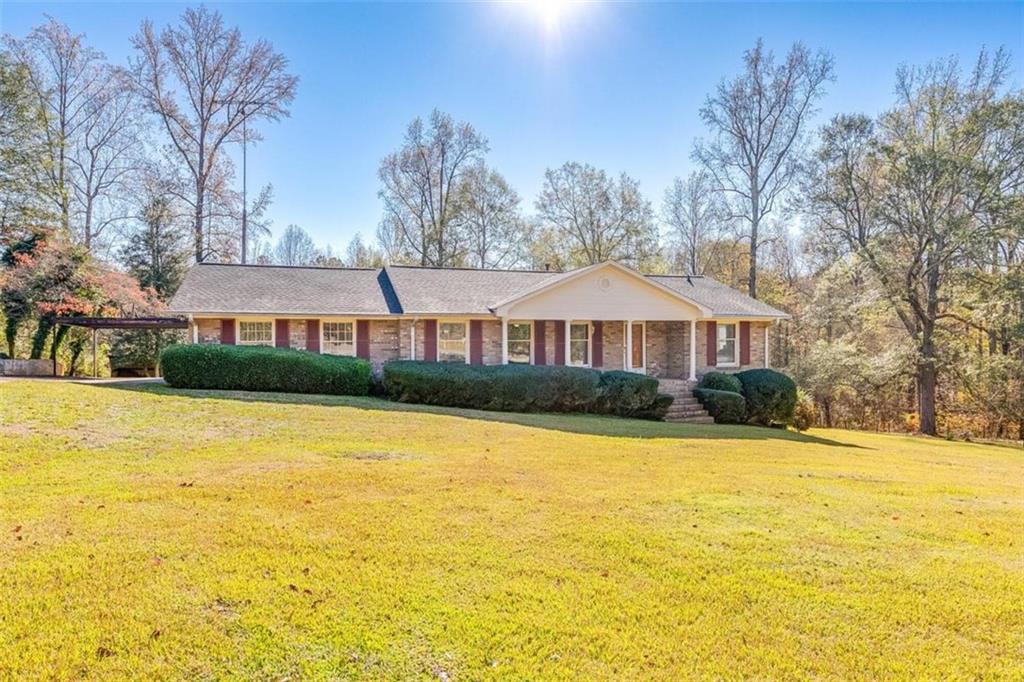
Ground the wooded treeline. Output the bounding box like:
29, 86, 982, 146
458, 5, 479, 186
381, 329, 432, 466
1, 9, 1020, 439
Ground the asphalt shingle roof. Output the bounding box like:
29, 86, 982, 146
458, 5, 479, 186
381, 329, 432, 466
383, 265, 558, 315
169, 262, 788, 319
168, 263, 396, 316
648, 275, 789, 318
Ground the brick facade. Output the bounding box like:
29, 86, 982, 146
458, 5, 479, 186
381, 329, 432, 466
189, 316, 772, 379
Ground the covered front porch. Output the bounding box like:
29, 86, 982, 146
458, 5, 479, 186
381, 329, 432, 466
498, 318, 701, 380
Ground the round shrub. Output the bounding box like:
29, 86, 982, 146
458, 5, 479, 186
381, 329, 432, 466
736, 368, 797, 426
792, 388, 817, 431
693, 388, 747, 424
698, 371, 742, 394
597, 370, 661, 417
160, 344, 372, 396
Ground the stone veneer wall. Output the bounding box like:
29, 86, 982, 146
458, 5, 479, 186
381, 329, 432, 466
600, 321, 625, 370
287, 320, 306, 350
196, 319, 222, 344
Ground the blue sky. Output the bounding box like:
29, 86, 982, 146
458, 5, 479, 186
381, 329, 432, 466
2, 2, 1021, 252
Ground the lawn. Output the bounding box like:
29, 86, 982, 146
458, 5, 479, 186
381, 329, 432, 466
1, 379, 1021, 680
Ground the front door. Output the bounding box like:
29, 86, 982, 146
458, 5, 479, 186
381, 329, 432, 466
630, 322, 645, 372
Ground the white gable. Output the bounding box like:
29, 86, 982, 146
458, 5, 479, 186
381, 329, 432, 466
495, 263, 706, 321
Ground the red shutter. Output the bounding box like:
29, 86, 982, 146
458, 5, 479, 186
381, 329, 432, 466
706, 321, 716, 367
591, 321, 604, 368
534, 320, 546, 365
469, 320, 483, 364
356, 320, 371, 359
306, 319, 320, 352
220, 319, 235, 345
740, 321, 751, 366
554, 320, 566, 365
275, 320, 289, 348
424, 320, 437, 362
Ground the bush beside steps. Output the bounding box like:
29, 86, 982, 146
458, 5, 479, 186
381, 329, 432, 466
382, 361, 673, 420
161, 344, 372, 396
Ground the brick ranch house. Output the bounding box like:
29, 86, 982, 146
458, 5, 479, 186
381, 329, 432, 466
169, 260, 788, 381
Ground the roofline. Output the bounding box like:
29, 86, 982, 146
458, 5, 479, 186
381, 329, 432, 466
385, 263, 557, 274
191, 262, 379, 272
490, 260, 715, 316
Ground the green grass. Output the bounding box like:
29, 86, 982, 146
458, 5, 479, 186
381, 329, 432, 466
1, 379, 1021, 680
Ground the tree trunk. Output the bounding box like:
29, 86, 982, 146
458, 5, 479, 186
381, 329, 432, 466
917, 354, 938, 436
748, 184, 760, 299
194, 180, 205, 263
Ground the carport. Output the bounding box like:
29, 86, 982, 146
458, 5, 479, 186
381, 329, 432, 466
54, 316, 189, 377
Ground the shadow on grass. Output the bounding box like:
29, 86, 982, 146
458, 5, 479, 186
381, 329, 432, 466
96, 380, 865, 448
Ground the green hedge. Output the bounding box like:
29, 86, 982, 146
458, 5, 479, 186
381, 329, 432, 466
161, 344, 372, 396
736, 369, 797, 426
382, 361, 673, 419
698, 371, 742, 394
694, 388, 747, 424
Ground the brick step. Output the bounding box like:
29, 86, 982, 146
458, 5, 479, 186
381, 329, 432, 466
665, 410, 710, 419
664, 415, 716, 424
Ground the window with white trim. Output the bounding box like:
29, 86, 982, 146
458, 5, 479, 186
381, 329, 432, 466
238, 321, 272, 346
507, 322, 532, 364
322, 321, 354, 356
717, 323, 738, 365
570, 322, 590, 366
438, 322, 467, 363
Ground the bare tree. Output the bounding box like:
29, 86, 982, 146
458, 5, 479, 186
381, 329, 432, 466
535, 161, 657, 267
377, 109, 488, 266
67, 67, 143, 253
457, 162, 528, 269
694, 39, 833, 298
130, 6, 298, 263
274, 224, 317, 266
6, 17, 141, 248
344, 232, 384, 268
662, 170, 729, 275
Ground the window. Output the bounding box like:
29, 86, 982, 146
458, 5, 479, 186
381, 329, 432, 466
570, 322, 590, 366
507, 322, 532, 364
717, 323, 738, 365
322, 321, 354, 356
238, 321, 272, 346
438, 322, 467, 362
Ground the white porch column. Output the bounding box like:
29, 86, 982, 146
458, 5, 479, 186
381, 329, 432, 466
564, 319, 571, 366
410, 320, 416, 360
501, 317, 509, 364
191, 317, 198, 344
625, 320, 633, 370
765, 323, 770, 368
688, 319, 697, 381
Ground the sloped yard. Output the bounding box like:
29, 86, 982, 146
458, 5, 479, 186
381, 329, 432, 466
1, 379, 1021, 679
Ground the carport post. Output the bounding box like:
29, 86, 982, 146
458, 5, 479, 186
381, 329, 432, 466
92, 328, 98, 378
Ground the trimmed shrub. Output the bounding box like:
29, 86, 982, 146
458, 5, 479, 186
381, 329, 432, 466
632, 392, 675, 421
792, 388, 817, 431
736, 368, 797, 426
694, 388, 747, 424
382, 361, 671, 419
698, 371, 742, 394
161, 344, 371, 396
596, 370, 662, 417
383, 361, 602, 413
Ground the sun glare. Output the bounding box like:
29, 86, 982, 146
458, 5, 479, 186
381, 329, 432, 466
526, 0, 578, 34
